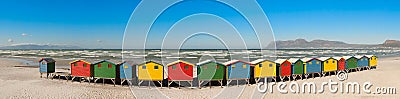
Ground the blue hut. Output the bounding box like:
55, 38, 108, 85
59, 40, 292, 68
301, 58, 322, 78
223, 60, 252, 86
39, 58, 56, 78
117, 61, 133, 85
356, 55, 369, 68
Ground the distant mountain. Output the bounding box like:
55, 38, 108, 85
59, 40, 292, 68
381, 40, 400, 47
267, 39, 383, 49
0, 44, 81, 49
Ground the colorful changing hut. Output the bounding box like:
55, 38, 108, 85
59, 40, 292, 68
319, 57, 338, 76
366, 55, 377, 69
39, 58, 56, 78
117, 61, 133, 85
301, 58, 323, 78
70, 60, 93, 83
333, 57, 346, 71
167, 60, 195, 88
92, 60, 117, 86
250, 59, 277, 82
224, 60, 252, 86
196, 60, 225, 88
137, 61, 165, 87
344, 56, 358, 72
356, 55, 369, 70
275, 59, 292, 81
288, 58, 304, 79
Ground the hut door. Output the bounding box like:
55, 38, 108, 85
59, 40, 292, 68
40, 62, 47, 72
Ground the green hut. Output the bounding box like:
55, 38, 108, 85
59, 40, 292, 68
196, 60, 225, 88
288, 58, 304, 75
344, 56, 358, 71
92, 60, 117, 86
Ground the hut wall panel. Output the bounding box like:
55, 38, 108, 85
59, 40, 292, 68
279, 61, 292, 76
119, 63, 132, 79
39, 62, 47, 73
197, 62, 225, 80
369, 56, 378, 67
71, 61, 92, 77
168, 62, 193, 81
254, 61, 276, 78
137, 62, 164, 80
323, 58, 338, 72
305, 59, 322, 73
346, 57, 358, 69
227, 62, 250, 79
357, 57, 369, 67
292, 61, 304, 75
338, 58, 346, 70
93, 61, 116, 78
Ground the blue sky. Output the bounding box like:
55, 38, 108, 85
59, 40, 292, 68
0, 0, 399, 49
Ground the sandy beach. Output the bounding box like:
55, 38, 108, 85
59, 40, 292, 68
0, 57, 399, 99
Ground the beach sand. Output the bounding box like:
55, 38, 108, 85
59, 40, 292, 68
0, 57, 399, 99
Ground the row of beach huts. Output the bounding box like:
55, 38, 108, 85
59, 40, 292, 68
39, 55, 378, 88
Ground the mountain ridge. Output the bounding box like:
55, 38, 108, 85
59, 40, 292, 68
268, 39, 400, 49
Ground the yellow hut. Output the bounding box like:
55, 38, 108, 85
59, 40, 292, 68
137, 61, 165, 81
250, 59, 277, 79
319, 57, 338, 73
366, 55, 378, 67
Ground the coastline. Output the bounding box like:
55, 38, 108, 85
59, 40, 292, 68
0, 57, 399, 98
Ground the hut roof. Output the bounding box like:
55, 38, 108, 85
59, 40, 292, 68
117, 61, 131, 66
354, 55, 366, 59
137, 60, 163, 66
274, 59, 289, 64
288, 58, 301, 63
343, 56, 355, 60
250, 59, 272, 65
318, 57, 336, 61
39, 58, 56, 63
300, 58, 312, 62
223, 60, 251, 66
69, 60, 91, 64
196, 60, 223, 66
332, 57, 344, 60
92, 60, 117, 65
166, 60, 194, 67
365, 55, 376, 58
301, 58, 321, 62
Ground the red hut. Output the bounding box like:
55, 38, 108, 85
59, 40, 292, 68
334, 57, 346, 71
167, 60, 195, 88
70, 60, 92, 83
274, 59, 292, 81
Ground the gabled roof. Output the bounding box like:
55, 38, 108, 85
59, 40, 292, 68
301, 58, 312, 62
117, 61, 130, 66
166, 60, 194, 67
332, 57, 344, 60
343, 56, 355, 60
137, 60, 163, 66
39, 58, 56, 63
69, 60, 91, 64
318, 57, 336, 61
288, 58, 301, 63
274, 59, 289, 64
250, 59, 273, 65
92, 60, 116, 65
223, 60, 251, 66
196, 60, 223, 66
354, 55, 367, 59
365, 55, 376, 58
301, 58, 321, 62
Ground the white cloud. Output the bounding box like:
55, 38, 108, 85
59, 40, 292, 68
21, 33, 31, 37
7, 38, 13, 42
97, 40, 103, 43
